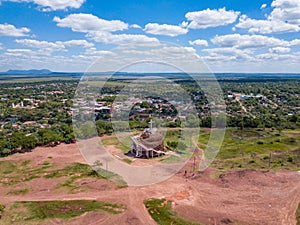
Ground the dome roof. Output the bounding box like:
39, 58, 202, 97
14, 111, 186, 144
140, 132, 164, 150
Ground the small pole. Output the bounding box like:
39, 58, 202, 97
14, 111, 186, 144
105, 159, 108, 178
193, 156, 196, 172
268, 152, 272, 171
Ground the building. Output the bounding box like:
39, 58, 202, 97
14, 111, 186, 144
130, 127, 165, 158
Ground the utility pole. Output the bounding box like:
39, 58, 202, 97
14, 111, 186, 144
268, 151, 272, 171
105, 159, 108, 178
193, 156, 196, 172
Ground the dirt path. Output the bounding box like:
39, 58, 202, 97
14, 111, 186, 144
1, 143, 300, 225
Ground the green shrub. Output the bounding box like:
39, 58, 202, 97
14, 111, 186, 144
0, 203, 5, 212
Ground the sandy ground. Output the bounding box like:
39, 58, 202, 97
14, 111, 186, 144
0, 142, 300, 225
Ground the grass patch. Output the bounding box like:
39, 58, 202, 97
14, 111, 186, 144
144, 198, 202, 225
201, 128, 300, 171
7, 188, 30, 195
95, 168, 127, 185
44, 163, 104, 192
0, 202, 4, 212
101, 136, 131, 153
0, 160, 51, 186
45, 162, 126, 190
122, 158, 132, 164
2, 200, 126, 222
160, 155, 181, 163
44, 163, 100, 179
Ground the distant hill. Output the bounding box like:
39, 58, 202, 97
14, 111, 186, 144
3, 69, 52, 75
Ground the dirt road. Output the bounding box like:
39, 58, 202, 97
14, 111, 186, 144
1, 143, 300, 225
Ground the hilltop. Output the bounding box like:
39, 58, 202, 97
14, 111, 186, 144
2, 69, 53, 75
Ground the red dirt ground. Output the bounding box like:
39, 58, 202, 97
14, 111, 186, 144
1, 143, 300, 225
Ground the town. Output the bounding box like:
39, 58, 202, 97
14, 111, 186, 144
0, 75, 299, 156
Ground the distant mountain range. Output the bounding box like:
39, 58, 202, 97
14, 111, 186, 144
0, 70, 299, 79
1, 69, 53, 75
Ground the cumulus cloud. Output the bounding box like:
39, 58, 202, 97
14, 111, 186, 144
202, 33, 300, 68
235, 14, 300, 34
131, 24, 141, 29
270, 0, 300, 24
61, 40, 94, 48
189, 39, 208, 46
2, 0, 85, 11
290, 39, 300, 45
88, 32, 159, 45
185, 8, 240, 29
211, 34, 290, 49
257, 52, 296, 60
144, 23, 188, 37
260, 3, 267, 9
16, 39, 65, 50
202, 47, 253, 61
236, 0, 300, 34
84, 47, 114, 56
54, 13, 159, 45
53, 14, 128, 33
269, 46, 291, 53
85, 44, 202, 73
15, 39, 94, 53
5, 48, 34, 56
203, 33, 300, 66
0, 23, 30, 36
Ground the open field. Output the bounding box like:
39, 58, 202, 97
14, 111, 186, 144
101, 128, 300, 171
0, 76, 79, 83
0, 132, 299, 224
197, 128, 300, 171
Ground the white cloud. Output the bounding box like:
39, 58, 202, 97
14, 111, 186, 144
15, 39, 94, 55
2, 0, 85, 11
16, 39, 65, 50
61, 40, 94, 48
269, 46, 291, 53
54, 14, 159, 45
0, 23, 30, 36
185, 8, 240, 29
257, 52, 296, 60
235, 14, 300, 34
261, 3, 267, 9
85, 44, 202, 73
290, 39, 300, 45
236, 0, 300, 34
201, 32, 300, 71
131, 24, 141, 29
84, 47, 114, 56
144, 23, 188, 37
5, 48, 34, 56
89, 32, 159, 45
180, 21, 189, 28
203, 47, 253, 60
189, 39, 208, 46
211, 34, 290, 49
53, 14, 128, 33
270, 0, 300, 24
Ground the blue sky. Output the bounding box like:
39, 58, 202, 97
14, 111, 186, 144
0, 0, 300, 72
